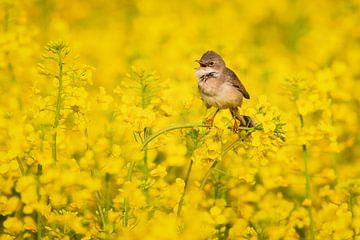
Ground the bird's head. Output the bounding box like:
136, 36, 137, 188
196, 50, 225, 70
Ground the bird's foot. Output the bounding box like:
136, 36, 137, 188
203, 108, 220, 128
204, 117, 215, 127
243, 116, 257, 128
232, 120, 239, 133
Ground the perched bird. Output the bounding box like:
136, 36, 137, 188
195, 50, 256, 131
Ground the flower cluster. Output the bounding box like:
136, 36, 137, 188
1, 0, 360, 239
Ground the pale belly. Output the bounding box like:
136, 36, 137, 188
198, 79, 243, 109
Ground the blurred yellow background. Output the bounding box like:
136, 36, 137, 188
1, 0, 360, 239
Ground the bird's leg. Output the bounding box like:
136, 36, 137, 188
230, 108, 239, 132
205, 108, 220, 126
232, 119, 238, 133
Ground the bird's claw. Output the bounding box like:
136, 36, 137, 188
232, 120, 238, 133
204, 117, 214, 127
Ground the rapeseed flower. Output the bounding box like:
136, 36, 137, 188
1, 0, 360, 239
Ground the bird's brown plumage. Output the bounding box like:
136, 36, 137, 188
224, 68, 250, 99
196, 51, 250, 109
195, 50, 256, 128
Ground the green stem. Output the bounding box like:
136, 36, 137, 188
16, 157, 25, 176
328, 92, 339, 182
200, 161, 217, 189
141, 123, 208, 150
143, 128, 151, 209
349, 193, 356, 239
123, 197, 129, 226
299, 114, 314, 240
123, 126, 150, 226
105, 177, 110, 212
127, 160, 136, 182
123, 160, 136, 226
37, 130, 46, 239
222, 137, 245, 157
200, 133, 255, 188
177, 160, 193, 216
7, 60, 16, 83
105, 173, 111, 219
85, 128, 90, 151
213, 169, 220, 202
141, 123, 257, 151
95, 192, 106, 229
143, 128, 149, 180
52, 55, 63, 162
36, 164, 43, 239
3, 9, 9, 32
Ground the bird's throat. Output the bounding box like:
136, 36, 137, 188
195, 67, 219, 81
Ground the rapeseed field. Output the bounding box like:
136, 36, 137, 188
1, 0, 360, 239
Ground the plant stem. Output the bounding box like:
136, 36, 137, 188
349, 193, 356, 239
127, 160, 136, 182
95, 192, 106, 229
123, 126, 147, 225
200, 161, 217, 189
177, 160, 194, 216
143, 128, 149, 180
123, 159, 136, 226
141, 123, 208, 150
141, 122, 257, 151
123, 197, 129, 226
105, 173, 111, 219
16, 157, 25, 176
123, 161, 134, 226
85, 128, 90, 151
37, 130, 46, 239
328, 92, 339, 181
8, 62, 16, 83
143, 128, 151, 209
200, 134, 249, 188
299, 114, 314, 240
37, 164, 43, 239
52, 55, 63, 163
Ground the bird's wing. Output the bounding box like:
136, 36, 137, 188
225, 68, 250, 99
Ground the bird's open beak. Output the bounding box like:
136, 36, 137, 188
195, 60, 206, 67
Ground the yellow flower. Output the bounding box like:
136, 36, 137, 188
15, 176, 37, 213
289, 207, 309, 228
23, 216, 37, 232
1, 1, 360, 239
0, 196, 19, 216
302, 198, 312, 207
150, 164, 167, 178
3, 217, 23, 234
96, 87, 113, 110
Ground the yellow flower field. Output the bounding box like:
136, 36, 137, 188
1, 0, 360, 239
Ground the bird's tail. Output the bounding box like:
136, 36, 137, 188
230, 107, 257, 127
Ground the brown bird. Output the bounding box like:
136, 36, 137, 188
195, 50, 256, 132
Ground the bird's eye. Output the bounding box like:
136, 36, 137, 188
209, 61, 214, 66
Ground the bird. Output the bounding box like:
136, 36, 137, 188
195, 50, 256, 132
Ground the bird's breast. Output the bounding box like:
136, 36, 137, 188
198, 77, 243, 109
198, 77, 219, 96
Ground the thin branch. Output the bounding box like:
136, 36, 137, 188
177, 160, 194, 216
141, 123, 209, 150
